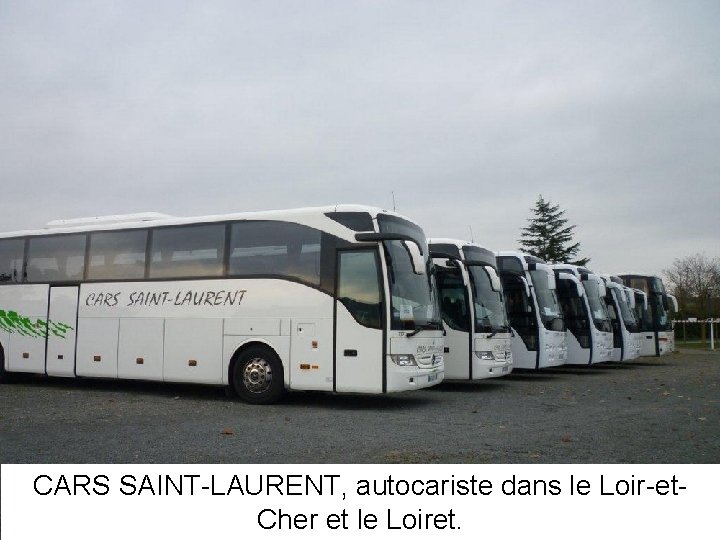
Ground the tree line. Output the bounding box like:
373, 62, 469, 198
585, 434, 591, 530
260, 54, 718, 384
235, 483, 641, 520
516, 195, 718, 319
663, 253, 720, 319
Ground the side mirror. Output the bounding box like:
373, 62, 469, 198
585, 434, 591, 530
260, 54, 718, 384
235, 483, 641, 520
434, 257, 458, 269
530, 268, 556, 290
461, 266, 469, 287
483, 266, 503, 292
597, 280, 607, 298
626, 289, 636, 309
520, 276, 531, 298
668, 294, 679, 313
576, 282, 584, 297
547, 269, 557, 290
355, 232, 423, 254
403, 240, 426, 275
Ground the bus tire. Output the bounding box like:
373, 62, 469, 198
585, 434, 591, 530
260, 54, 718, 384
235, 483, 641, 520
231, 345, 285, 404
0, 343, 12, 383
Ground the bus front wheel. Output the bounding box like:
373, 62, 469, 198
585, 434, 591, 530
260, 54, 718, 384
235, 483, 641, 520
231, 346, 285, 404
0, 344, 12, 384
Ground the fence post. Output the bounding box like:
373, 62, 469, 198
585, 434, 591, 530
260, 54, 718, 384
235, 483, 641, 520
711, 319, 715, 351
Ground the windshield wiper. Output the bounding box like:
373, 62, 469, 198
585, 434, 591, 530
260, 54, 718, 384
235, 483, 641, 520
484, 324, 511, 338
406, 322, 441, 337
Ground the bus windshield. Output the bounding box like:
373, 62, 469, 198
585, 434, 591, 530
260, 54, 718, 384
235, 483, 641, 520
614, 289, 638, 331
634, 292, 652, 332
582, 279, 612, 332
378, 215, 441, 331
649, 277, 666, 294
468, 265, 510, 333
529, 270, 564, 331
631, 277, 671, 331
653, 296, 671, 331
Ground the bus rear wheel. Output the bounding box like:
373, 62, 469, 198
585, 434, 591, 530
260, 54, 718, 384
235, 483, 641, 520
231, 346, 285, 404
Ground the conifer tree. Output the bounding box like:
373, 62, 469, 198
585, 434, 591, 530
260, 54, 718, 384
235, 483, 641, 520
518, 195, 590, 265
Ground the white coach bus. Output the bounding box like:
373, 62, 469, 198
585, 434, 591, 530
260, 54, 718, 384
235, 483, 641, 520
600, 276, 641, 361
429, 239, 512, 380
552, 264, 613, 364
496, 252, 566, 369
628, 287, 653, 354
551, 269, 594, 365
617, 274, 675, 356
0, 206, 445, 404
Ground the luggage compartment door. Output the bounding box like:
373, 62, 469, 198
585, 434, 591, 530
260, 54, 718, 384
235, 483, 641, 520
2, 284, 49, 374
46, 286, 79, 377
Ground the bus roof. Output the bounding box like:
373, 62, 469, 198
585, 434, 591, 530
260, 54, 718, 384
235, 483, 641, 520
429, 238, 497, 266
428, 238, 494, 252
496, 250, 531, 260
0, 204, 419, 241
617, 273, 663, 280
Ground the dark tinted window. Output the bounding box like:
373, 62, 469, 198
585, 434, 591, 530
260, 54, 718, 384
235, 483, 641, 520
500, 272, 538, 350
26, 235, 87, 283
0, 239, 24, 283
497, 256, 524, 274
325, 212, 374, 231
462, 246, 496, 266
150, 224, 225, 278
88, 230, 147, 280
620, 276, 650, 296
436, 266, 470, 332
377, 214, 427, 253
337, 250, 382, 329
229, 221, 321, 285
556, 278, 590, 348
604, 291, 622, 347
429, 243, 461, 259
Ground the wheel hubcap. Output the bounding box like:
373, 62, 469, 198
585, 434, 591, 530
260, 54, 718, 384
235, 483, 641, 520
243, 358, 272, 394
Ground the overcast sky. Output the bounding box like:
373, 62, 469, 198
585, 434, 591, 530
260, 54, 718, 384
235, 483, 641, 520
1, 1, 718, 275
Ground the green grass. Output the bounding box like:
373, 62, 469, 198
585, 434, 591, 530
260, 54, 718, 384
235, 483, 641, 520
677, 341, 720, 351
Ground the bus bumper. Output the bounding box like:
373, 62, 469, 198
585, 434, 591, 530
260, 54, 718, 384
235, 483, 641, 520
472, 357, 513, 379
386, 361, 445, 392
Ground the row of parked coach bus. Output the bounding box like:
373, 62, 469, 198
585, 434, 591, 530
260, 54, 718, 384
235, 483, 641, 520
0, 205, 679, 403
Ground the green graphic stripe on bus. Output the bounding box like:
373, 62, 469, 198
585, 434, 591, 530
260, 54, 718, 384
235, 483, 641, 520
0, 310, 73, 339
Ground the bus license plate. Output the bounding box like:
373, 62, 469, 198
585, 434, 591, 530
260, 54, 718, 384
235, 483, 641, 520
427, 373, 438, 383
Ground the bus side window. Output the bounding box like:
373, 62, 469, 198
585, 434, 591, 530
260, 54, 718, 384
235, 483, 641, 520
26, 234, 87, 283
0, 238, 25, 283
88, 229, 148, 280
337, 251, 382, 329
228, 221, 322, 286
149, 224, 225, 279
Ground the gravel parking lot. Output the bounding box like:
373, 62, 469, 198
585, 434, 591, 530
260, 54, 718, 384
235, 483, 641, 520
1, 349, 718, 463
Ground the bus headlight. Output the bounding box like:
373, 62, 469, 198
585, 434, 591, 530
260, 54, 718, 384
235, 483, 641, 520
390, 354, 417, 366
475, 351, 495, 361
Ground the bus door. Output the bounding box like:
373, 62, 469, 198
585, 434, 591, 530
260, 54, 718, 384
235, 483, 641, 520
435, 263, 472, 379
45, 286, 79, 377
334, 249, 384, 393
